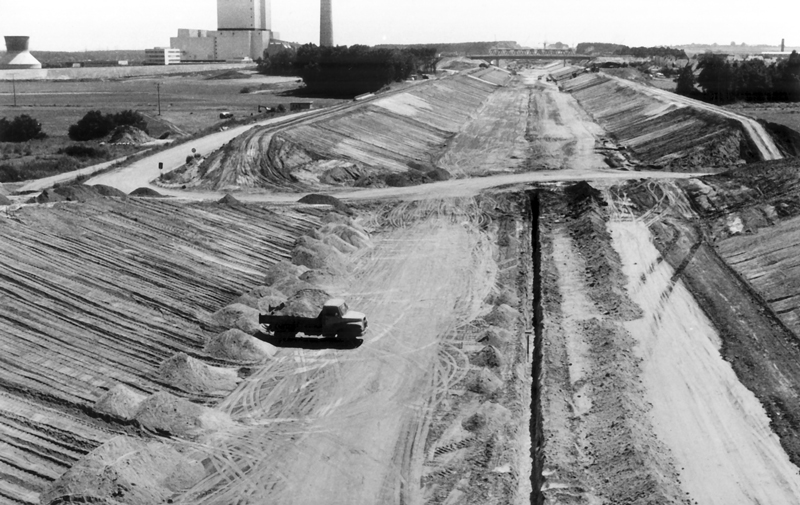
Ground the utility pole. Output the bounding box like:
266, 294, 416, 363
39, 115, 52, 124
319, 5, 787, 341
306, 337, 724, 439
12, 75, 17, 107
156, 82, 162, 115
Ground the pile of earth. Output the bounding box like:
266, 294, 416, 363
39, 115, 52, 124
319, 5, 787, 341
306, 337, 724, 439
94, 384, 148, 421
129, 187, 165, 197
40, 435, 205, 505
0, 188, 10, 205
205, 328, 278, 361
110, 125, 155, 145
29, 184, 127, 204
298, 193, 351, 214
133, 391, 233, 438
158, 352, 240, 395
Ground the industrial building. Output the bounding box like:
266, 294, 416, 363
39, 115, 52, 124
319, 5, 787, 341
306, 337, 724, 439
320, 0, 333, 47
145, 47, 182, 65
0, 36, 42, 69
171, 0, 276, 62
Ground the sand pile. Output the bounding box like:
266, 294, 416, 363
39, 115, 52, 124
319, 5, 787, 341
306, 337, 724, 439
234, 285, 286, 312
0, 194, 11, 205
319, 222, 372, 249
298, 194, 351, 214
468, 368, 503, 395
292, 235, 347, 272
91, 184, 128, 198
210, 303, 261, 334
205, 328, 278, 361
94, 384, 148, 421
482, 304, 520, 328
272, 289, 332, 318
134, 392, 233, 439
217, 193, 242, 206
470, 345, 504, 369
129, 187, 165, 197
110, 125, 155, 145
158, 352, 240, 395
40, 435, 204, 505
462, 402, 512, 434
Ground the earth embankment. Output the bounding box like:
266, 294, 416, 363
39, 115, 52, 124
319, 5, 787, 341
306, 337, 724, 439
560, 72, 782, 169
0, 196, 322, 504
172, 69, 519, 191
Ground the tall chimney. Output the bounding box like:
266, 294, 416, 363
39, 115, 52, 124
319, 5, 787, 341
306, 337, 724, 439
320, 0, 333, 47
782, 38, 785, 52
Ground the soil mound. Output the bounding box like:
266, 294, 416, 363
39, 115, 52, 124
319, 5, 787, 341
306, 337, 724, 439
298, 194, 351, 213
478, 327, 512, 348
40, 435, 204, 505
94, 384, 147, 421
91, 184, 128, 198
468, 368, 504, 395
292, 235, 347, 272
53, 184, 106, 202
205, 329, 278, 361
211, 303, 261, 334
234, 285, 286, 312
273, 288, 332, 318
482, 304, 520, 328
134, 392, 233, 438
264, 260, 306, 286
462, 402, 512, 433
33, 188, 67, 204
318, 222, 372, 250
158, 352, 240, 395
110, 125, 154, 145
129, 187, 165, 197
217, 193, 242, 206
0, 194, 11, 205
470, 345, 504, 369
0, 182, 6, 195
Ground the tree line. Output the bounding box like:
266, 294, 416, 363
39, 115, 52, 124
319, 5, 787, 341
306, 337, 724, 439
258, 44, 439, 96
677, 52, 800, 103
576, 43, 687, 58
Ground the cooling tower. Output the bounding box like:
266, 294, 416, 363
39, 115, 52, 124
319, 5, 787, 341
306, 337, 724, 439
320, 0, 333, 47
0, 36, 42, 69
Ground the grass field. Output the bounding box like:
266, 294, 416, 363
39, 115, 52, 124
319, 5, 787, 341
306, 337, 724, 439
0, 69, 346, 182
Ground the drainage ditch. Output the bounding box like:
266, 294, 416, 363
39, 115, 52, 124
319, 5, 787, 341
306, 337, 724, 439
527, 190, 545, 505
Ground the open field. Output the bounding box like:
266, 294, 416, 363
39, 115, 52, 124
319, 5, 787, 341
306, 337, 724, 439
4, 64, 800, 505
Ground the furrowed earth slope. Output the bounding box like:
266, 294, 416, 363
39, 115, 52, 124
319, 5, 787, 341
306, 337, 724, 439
171, 69, 518, 191
560, 72, 782, 170
0, 196, 322, 504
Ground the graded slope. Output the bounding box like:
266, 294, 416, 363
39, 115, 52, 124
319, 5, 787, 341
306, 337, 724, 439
177, 69, 515, 191
560, 72, 783, 169
0, 197, 321, 504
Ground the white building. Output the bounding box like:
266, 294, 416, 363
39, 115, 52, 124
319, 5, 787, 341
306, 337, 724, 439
145, 47, 182, 65
171, 0, 274, 62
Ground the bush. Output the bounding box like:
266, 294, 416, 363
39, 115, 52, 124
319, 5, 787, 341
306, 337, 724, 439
68, 110, 148, 141
58, 145, 109, 158
0, 115, 46, 142
0, 156, 80, 183
240, 87, 252, 94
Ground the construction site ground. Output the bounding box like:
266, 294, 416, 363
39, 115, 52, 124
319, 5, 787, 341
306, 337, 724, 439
3, 65, 800, 505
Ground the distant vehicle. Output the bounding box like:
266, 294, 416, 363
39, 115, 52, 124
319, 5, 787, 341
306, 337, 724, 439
219, 112, 233, 119
259, 298, 368, 340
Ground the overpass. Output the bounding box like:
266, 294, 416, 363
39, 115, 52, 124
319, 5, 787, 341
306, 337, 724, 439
468, 47, 592, 65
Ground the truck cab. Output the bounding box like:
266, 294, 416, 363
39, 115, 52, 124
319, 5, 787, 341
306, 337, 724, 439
319, 299, 367, 337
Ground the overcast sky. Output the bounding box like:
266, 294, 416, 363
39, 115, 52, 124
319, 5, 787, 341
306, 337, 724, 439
0, 0, 794, 52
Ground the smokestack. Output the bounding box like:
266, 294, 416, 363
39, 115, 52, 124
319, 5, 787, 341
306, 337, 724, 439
320, 0, 333, 47
782, 38, 785, 52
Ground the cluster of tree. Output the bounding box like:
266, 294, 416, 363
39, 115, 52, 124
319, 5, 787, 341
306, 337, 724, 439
576, 43, 686, 58
622, 46, 688, 59
258, 44, 438, 95
68, 110, 148, 141
0, 115, 46, 143
677, 52, 800, 103
377, 41, 516, 57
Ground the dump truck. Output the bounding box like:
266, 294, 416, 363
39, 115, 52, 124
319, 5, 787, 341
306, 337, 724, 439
259, 298, 368, 339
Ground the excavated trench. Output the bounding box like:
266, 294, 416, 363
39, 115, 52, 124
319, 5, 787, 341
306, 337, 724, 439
527, 190, 545, 505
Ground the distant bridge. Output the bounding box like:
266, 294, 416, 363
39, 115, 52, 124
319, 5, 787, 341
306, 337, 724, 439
468, 47, 592, 63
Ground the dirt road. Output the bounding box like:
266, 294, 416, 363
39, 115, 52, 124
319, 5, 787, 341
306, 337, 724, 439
176, 199, 497, 505
610, 218, 800, 503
